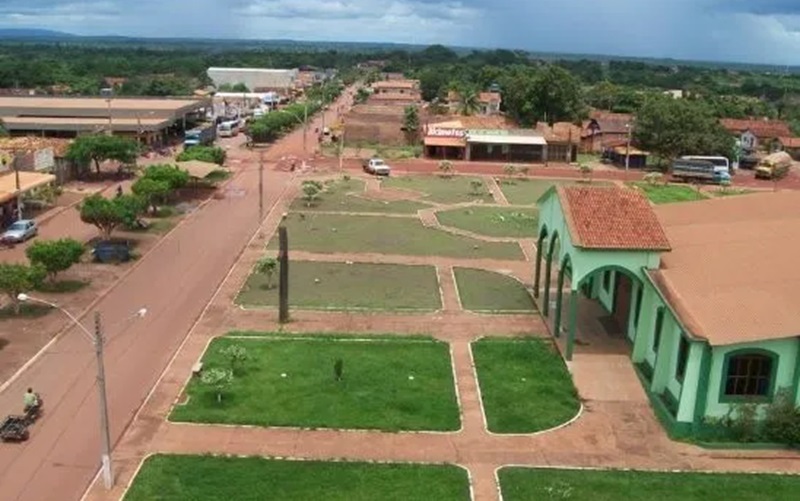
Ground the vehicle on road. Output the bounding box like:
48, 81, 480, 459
184, 123, 217, 148
217, 120, 240, 138
1, 393, 43, 443
680, 155, 731, 173
362, 157, 391, 176
1, 219, 38, 243
755, 151, 793, 180
671, 159, 730, 184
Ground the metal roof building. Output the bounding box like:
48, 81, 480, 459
207, 67, 298, 92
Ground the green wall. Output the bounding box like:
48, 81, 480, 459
704, 338, 800, 418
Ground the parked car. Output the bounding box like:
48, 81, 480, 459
362, 158, 391, 176
1, 220, 38, 243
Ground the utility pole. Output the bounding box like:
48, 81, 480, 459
258, 150, 264, 223
302, 103, 308, 155
625, 123, 632, 172
278, 226, 289, 323
93, 312, 114, 489
10, 154, 22, 220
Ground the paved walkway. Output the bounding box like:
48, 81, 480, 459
84, 162, 800, 501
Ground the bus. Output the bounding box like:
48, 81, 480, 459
680, 156, 731, 173
217, 120, 240, 138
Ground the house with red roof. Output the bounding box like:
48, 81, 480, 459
719, 118, 792, 153
536, 185, 800, 438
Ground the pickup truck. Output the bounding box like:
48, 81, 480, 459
362, 158, 391, 176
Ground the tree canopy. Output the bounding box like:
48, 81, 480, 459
65, 134, 140, 174
25, 238, 85, 282
79, 194, 144, 240
634, 95, 736, 161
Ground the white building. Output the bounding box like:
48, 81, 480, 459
207, 68, 298, 93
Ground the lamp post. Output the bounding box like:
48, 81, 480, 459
17, 293, 147, 490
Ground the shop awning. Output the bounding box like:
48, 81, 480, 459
467, 132, 547, 146
424, 136, 466, 148
176, 160, 224, 179
0, 171, 56, 203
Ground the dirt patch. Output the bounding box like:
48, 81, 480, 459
362, 186, 424, 202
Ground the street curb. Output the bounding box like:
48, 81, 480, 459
0, 176, 237, 394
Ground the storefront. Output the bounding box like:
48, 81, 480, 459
423, 126, 467, 159
466, 129, 548, 163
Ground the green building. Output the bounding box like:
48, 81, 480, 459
535, 185, 800, 433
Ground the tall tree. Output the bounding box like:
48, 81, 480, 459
402, 105, 420, 144
65, 135, 140, 175
634, 95, 735, 162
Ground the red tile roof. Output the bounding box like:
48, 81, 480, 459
778, 136, 800, 148
557, 185, 671, 251
583, 111, 633, 136
535, 122, 581, 144
720, 118, 792, 138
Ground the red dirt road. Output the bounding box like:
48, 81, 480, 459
0, 94, 351, 501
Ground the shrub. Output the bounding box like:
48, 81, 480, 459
25, 238, 85, 282
176, 145, 226, 165
763, 388, 800, 445
727, 403, 760, 442
220, 345, 248, 375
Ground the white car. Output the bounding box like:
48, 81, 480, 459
362, 158, 391, 176
1, 219, 38, 243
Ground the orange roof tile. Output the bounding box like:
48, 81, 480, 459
720, 118, 792, 138
778, 136, 800, 148
557, 185, 671, 251
535, 122, 581, 144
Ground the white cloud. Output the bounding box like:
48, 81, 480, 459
0, 0, 798, 64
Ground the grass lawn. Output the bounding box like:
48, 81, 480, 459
268, 213, 524, 260
237, 261, 442, 311
498, 467, 800, 501
436, 206, 538, 239
454, 268, 535, 313
291, 178, 430, 214
383, 175, 494, 204
126, 455, 471, 501
630, 182, 708, 204
499, 179, 602, 205
472, 338, 579, 433
170, 336, 461, 431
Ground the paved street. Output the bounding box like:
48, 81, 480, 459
0, 91, 351, 501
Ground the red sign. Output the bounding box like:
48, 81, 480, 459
427, 127, 465, 138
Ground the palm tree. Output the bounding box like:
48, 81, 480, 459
459, 89, 480, 116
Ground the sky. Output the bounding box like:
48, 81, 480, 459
1, 0, 800, 65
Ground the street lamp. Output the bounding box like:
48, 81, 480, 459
17, 293, 147, 490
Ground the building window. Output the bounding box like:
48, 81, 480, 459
676, 336, 689, 382
724, 352, 775, 399
602, 271, 611, 292
652, 307, 664, 351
